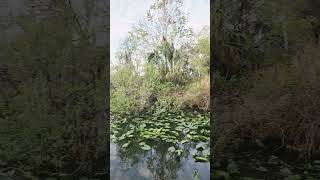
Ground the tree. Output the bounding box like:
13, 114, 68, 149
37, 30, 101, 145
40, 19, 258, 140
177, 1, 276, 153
191, 26, 210, 78
115, 0, 194, 84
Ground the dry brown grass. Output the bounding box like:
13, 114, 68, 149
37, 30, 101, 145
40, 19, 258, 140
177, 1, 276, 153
215, 43, 320, 156
182, 75, 210, 111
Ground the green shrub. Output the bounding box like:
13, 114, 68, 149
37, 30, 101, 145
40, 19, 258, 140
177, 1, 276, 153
111, 65, 143, 114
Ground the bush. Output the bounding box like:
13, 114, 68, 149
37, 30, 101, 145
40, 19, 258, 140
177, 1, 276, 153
110, 65, 143, 114
183, 75, 210, 111
215, 43, 320, 156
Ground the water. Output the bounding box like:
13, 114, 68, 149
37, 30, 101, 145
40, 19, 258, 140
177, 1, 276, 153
110, 112, 210, 180
110, 142, 209, 180
213, 151, 320, 179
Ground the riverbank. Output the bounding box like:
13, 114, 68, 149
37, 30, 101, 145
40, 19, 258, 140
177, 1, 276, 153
212, 147, 320, 180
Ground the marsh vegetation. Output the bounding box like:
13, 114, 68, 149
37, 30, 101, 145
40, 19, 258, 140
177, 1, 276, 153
111, 112, 210, 180
212, 0, 320, 179
0, 0, 108, 179
110, 0, 210, 179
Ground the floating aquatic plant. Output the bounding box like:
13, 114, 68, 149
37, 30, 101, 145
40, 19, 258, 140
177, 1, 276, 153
111, 112, 209, 162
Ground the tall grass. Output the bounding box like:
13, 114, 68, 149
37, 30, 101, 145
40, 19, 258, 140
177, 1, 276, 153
215, 43, 320, 156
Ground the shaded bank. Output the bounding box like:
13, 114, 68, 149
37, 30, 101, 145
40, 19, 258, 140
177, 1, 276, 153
0, 0, 109, 178
211, 0, 320, 168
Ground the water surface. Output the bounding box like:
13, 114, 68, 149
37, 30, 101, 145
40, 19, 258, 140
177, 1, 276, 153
110, 112, 210, 180
111, 142, 209, 180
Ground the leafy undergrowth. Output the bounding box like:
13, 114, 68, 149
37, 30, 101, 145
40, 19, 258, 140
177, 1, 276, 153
111, 111, 210, 162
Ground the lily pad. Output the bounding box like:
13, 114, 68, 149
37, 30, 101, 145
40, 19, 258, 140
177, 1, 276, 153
168, 146, 176, 153
180, 139, 188, 144
141, 144, 151, 151
122, 142, 131, 148
194, 156, 209, 162
175, 149, 183, 156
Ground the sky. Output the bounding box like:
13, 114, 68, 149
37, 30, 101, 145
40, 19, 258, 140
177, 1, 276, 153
110, 0, 210, 65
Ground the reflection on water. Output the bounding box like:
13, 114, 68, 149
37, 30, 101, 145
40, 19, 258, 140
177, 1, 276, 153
110, 112, 210, 180
110, 142, 209, 180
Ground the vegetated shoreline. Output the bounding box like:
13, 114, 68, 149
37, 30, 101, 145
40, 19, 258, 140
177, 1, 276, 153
212, 43, 320, 179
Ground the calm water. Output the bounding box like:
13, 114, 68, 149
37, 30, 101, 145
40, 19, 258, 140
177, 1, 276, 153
110, 112, 210, 180
110, 142, 210, 180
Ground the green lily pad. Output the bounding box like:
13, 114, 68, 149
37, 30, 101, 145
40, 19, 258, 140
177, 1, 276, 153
141, 144, 151, 151
176, 149, 183, 156
122, 141, 131, 148
168, 146, 175, 153
195, 156, 209, 162
118, 134, 126, 141
180, 139, 188, 144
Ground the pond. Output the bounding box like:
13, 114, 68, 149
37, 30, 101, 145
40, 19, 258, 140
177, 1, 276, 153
110, 111, 210, 180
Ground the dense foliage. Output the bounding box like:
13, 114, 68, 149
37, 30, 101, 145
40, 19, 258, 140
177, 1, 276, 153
212, 0, 320, 157
211, 0, 320, 179
110, 1, 210, 179
0, 0, 108, 178
111, 0, 209, 115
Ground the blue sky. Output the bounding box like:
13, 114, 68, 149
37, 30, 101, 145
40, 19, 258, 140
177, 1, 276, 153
110, 0, 210, 65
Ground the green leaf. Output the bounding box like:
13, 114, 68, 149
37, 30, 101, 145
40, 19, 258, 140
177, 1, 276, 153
168, 146, 175, 153
141, 144, 151, 151
118, 134, 126, 141
122, 141, 131, 148
194, 156, 209, 162
176, 149, 183, 156
180, 139, 188, 144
